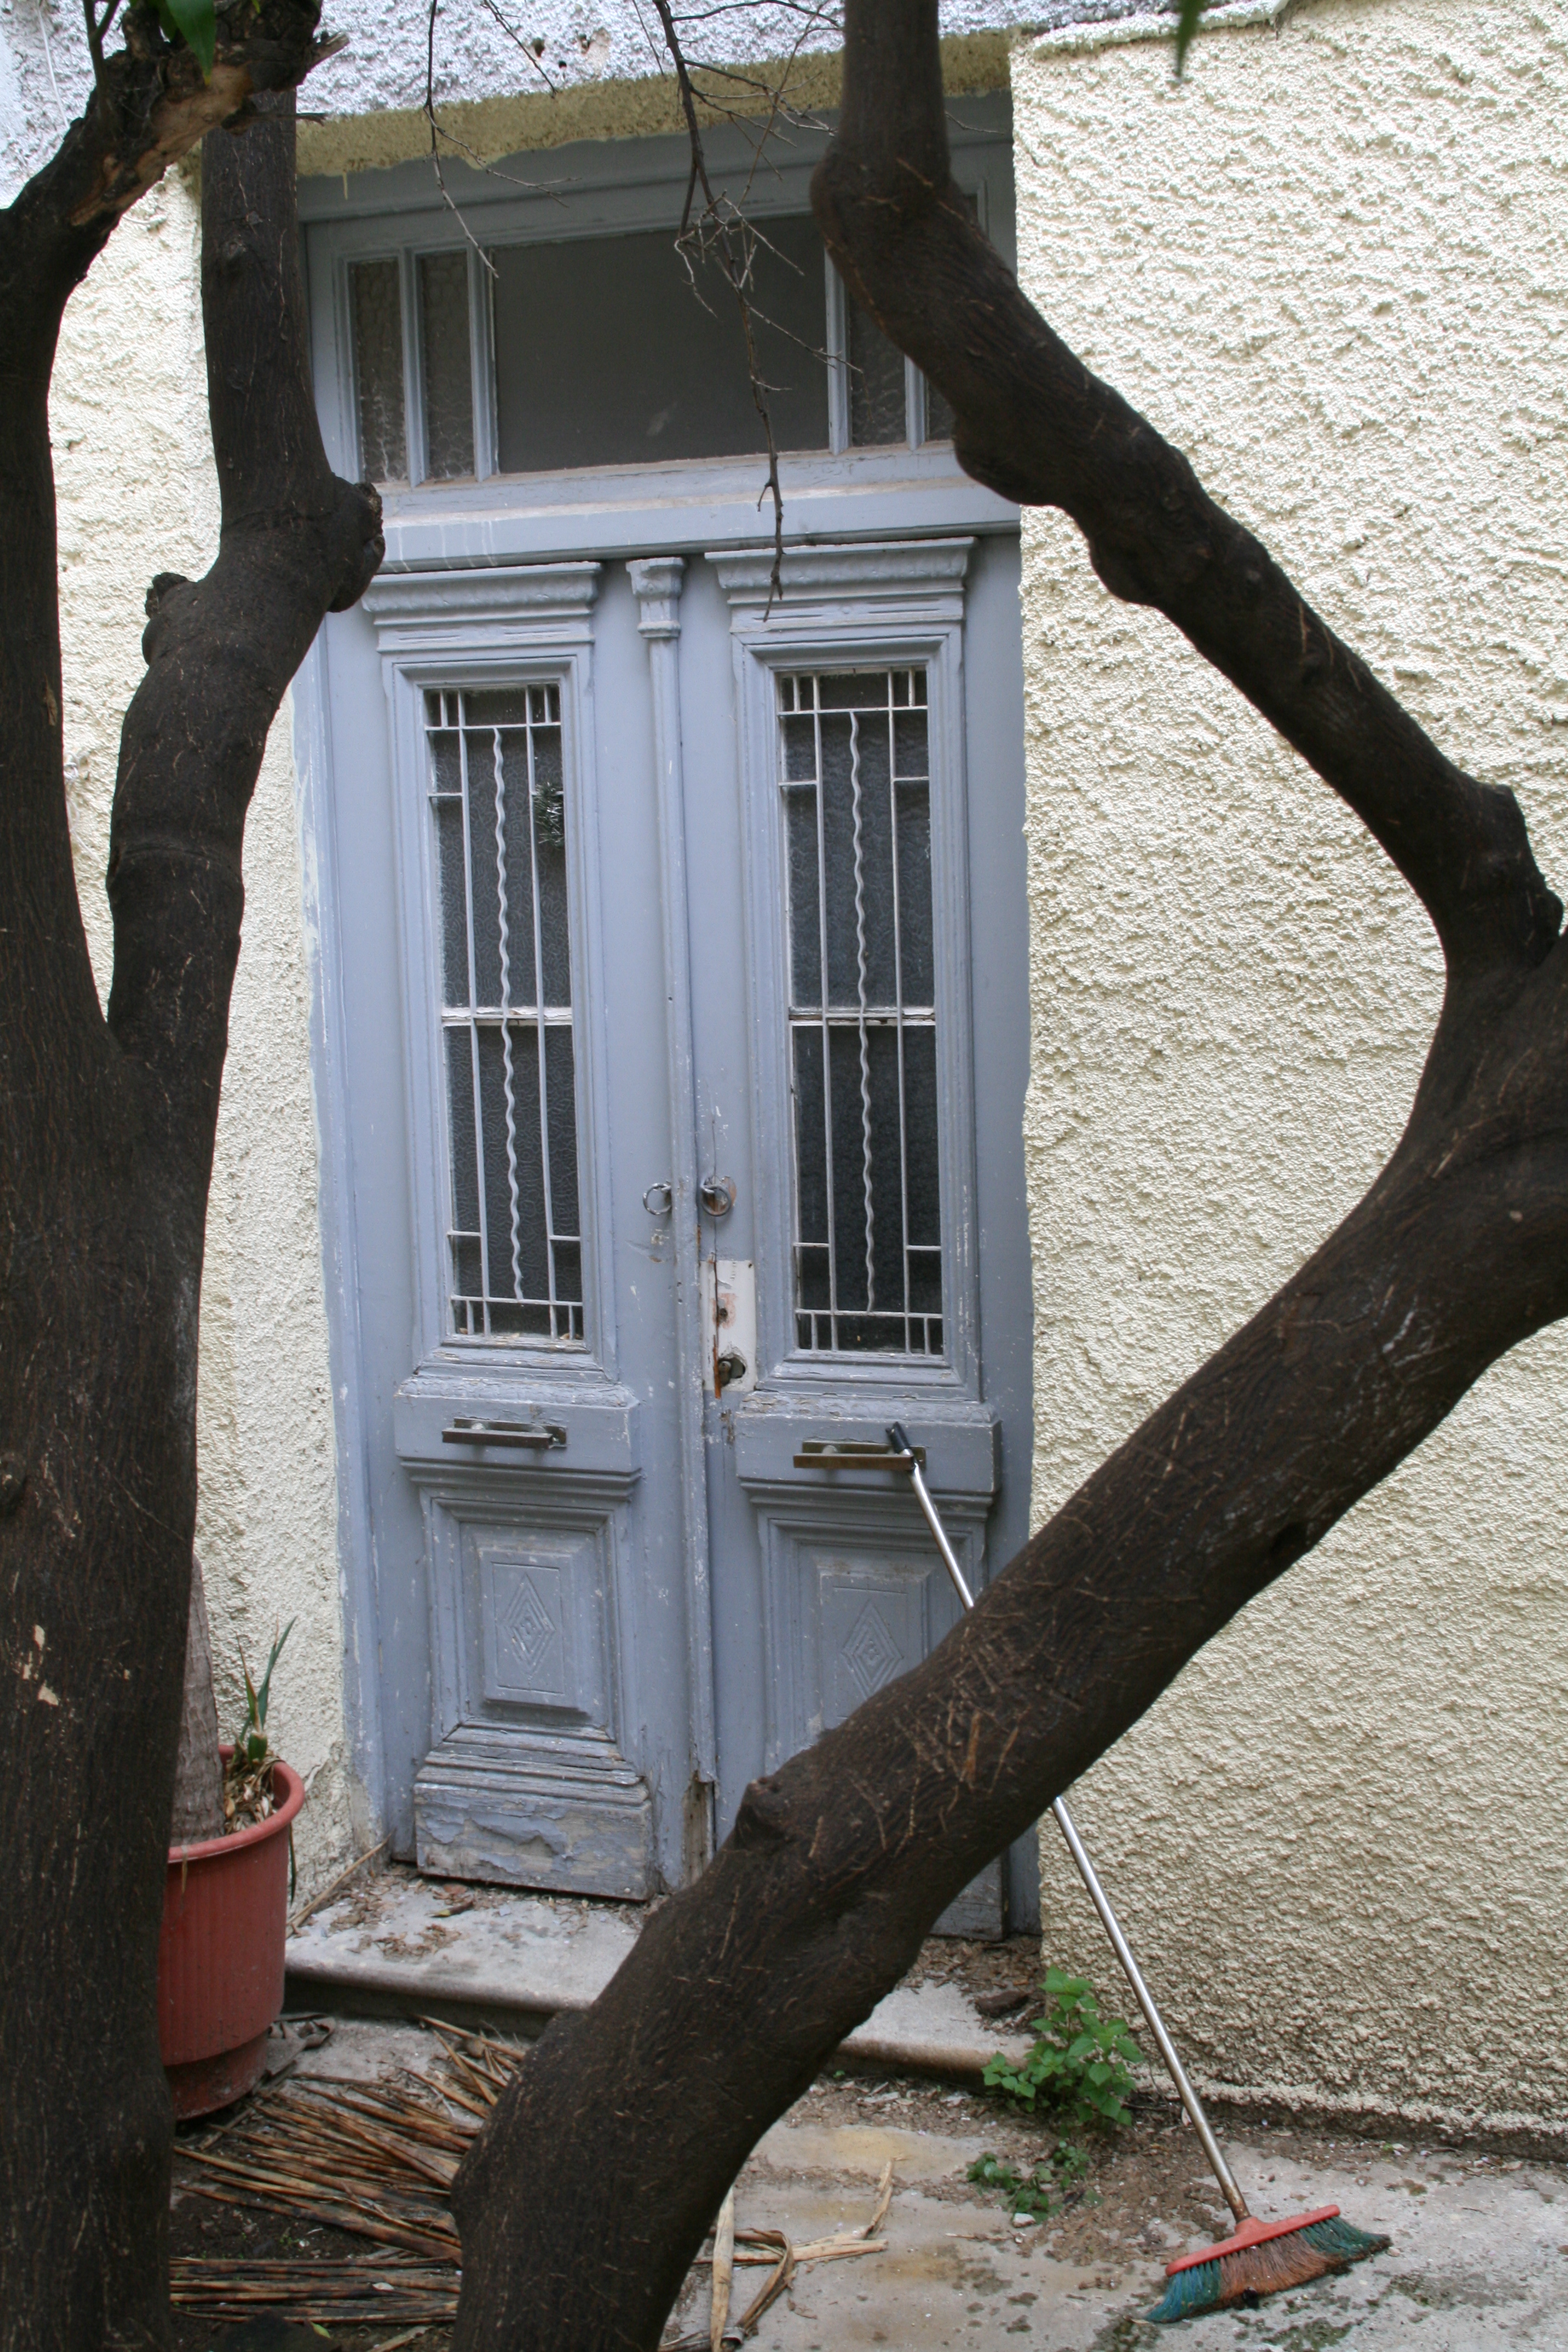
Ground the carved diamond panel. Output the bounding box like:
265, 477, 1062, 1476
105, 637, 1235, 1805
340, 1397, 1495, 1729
479, 1550, 574, 1709
818, 1557, 923, 1733
498, 1569, 560, 1685
841, 1601, 903, 1702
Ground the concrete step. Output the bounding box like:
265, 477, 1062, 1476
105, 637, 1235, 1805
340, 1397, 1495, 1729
286, 1861, 1033, 2077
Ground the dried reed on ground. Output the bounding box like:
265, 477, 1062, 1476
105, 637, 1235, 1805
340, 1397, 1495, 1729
172, 2022, 892, 2338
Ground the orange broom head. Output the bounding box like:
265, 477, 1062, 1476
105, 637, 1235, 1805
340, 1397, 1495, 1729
1147, 2205, 1391, 2324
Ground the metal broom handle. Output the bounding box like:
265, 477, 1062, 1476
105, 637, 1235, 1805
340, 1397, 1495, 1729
884, 1423, 1247, 2224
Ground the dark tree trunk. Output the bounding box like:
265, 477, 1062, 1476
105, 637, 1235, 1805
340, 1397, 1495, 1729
0, 10, 379, 2342
446, 5, 1568, 2347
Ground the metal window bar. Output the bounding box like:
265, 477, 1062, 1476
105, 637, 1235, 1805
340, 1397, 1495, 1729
426, 685, 584, 1344
781, 668, 943, 1356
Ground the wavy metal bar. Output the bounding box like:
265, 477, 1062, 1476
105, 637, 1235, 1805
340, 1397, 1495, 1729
492, 726, 526, 1302
849, 705, 875, 1315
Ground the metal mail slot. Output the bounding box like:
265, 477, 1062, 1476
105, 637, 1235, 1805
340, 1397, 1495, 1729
792, 1437, 925, 1471
442, 1418, 567, 1451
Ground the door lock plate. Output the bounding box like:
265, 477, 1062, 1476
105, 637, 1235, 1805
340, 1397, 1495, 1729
701, 1258, 757, 1398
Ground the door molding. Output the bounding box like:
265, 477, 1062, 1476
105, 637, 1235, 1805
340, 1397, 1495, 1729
359, 557, 664, 1887
710, 537, 982, 1403
628, 558, 717, 1809
404, 1449, 653, 1897
361, 558, 621, 1385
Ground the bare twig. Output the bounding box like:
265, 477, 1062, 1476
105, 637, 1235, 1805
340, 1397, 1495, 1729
288, 1834, 390, 1930
81, 0, 122, 100
424, 0, 499, 275
648, 0, 786, 604
475, 0, 559, 90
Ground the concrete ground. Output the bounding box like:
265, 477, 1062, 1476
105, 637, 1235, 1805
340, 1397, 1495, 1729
285, 2019, 1568, 2351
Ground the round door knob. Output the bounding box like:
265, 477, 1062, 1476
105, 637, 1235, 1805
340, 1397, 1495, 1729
700, 1177, 735, 1218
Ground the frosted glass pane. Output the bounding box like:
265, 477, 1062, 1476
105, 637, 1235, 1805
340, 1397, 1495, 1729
895, 783, 933, 1007
419, 250, 475, 479
925, 377, 956, 443
434, 795, 469, 1007
786, 786, 823, 1011
350, 259, 407, 482
527, 720, 568, 1007
479, 1024, 549, 1309
848, 295, 907, 447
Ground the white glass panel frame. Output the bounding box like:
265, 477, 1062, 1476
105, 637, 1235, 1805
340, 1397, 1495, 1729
369, 584, 619, 1380
720, 564, 981, 1401
337, 244, 499, 488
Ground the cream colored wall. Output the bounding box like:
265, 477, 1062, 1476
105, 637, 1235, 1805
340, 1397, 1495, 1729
1014, 0, 1568, 2139
51, 172, 354, 1898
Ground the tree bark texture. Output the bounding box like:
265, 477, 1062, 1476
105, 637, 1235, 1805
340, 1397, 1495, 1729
448, 6, 1568, 2347
0, 8, 381, 2340
170, 1552, 223, 1846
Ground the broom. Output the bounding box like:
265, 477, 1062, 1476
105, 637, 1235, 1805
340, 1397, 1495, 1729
881, 1423, 1391, 2325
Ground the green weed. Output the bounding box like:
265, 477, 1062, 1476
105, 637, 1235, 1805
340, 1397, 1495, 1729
982, 1965, 1143, 2132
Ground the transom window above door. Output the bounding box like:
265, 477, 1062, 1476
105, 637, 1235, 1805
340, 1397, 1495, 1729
347, 220, 954, 488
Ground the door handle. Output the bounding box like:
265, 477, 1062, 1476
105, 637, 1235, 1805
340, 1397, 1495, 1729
791, 1437, 926, 1471
642, 1181, 673, 1216
699, 1176, 735, 1218
442, 1418, 567, 1451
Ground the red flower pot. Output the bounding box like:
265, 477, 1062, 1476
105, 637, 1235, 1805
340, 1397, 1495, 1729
158, 1755, 304, 2120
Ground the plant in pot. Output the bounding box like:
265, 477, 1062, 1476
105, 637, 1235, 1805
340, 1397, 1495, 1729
159, 1557, 304, 2119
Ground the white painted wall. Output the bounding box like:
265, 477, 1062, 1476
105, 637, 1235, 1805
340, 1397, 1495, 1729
49, 174, 354, 1895
1014, 0, 1568, 2137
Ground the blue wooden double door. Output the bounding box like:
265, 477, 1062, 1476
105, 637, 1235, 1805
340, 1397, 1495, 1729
302, 105, 1036, 1928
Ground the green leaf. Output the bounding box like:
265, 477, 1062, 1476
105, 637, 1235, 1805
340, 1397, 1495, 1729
158, 0, 218, 78
253, 1618, 296, 1733
1174, 0, 1210, 77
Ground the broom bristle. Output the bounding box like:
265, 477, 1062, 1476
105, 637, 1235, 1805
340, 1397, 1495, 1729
1146, 2213, 1390, 2324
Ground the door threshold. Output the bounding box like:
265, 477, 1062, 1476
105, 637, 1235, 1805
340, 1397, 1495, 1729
285, 1861, 1031, 2080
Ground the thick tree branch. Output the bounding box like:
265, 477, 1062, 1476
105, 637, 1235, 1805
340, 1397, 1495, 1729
447, 10, 1568, 2348
105, 91, 382, 1184
452, 933, 1568, 2351
2, 0, 341, 324
1, 56, 376, 2350
0, 0, 347, 1129
811, 0, 1561, 985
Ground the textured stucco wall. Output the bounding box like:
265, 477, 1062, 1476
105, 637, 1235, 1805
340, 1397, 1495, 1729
293, 0, 1030, 177
1015, 0, 1568, 2136
1, 0, 1034, 190
50, 174, 354, 1895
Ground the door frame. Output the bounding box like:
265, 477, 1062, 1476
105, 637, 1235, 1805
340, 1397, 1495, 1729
292, 105, 1031, 1896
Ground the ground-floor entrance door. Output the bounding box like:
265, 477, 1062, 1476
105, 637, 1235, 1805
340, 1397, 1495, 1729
301, 103, 1034, 1927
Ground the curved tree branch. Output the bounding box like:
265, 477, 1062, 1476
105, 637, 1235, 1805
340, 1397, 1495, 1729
447, 8, 1568, 2348
106, 88, 382, 1187
451, 955, 1568, 2352
0, 28, 377, 2341
812, 0, 1561, 987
